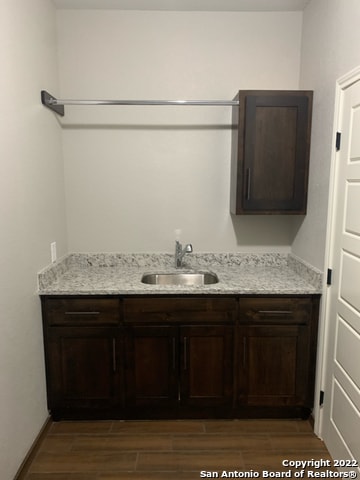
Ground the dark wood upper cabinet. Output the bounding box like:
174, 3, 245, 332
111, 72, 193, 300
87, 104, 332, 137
230, 90, 313, 214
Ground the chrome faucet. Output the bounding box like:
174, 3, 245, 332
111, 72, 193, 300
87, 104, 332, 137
175, 240, 193, 268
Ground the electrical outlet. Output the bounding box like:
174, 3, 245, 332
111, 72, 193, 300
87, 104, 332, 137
50, 242, 57, 263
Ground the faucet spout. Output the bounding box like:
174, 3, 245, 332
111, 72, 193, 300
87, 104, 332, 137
175, 241, 193, 268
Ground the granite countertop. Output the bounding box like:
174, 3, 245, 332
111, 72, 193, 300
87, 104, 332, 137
38, 252, 323, 296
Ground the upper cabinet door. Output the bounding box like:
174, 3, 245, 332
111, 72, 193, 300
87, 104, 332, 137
230, 90, 313, 214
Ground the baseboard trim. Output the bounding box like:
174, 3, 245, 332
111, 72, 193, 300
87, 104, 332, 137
14, 415, 52, 480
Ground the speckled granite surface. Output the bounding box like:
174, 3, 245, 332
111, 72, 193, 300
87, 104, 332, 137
38, 252, 323, 296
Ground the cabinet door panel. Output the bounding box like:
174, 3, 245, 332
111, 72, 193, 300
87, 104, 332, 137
248, 335, 297, 396
47, 327, 120, 410
244, 96, 308, 211
238, 325, 309, 407
230, 90, 313, 214
125, 326, 178, 407
180, 325, 233, 407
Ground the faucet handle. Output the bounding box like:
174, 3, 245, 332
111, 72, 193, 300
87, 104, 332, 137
184, 244, 193, 253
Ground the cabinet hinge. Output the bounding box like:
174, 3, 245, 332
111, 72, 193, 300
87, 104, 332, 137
336, 132, 341, 151
319, 390, 325, 406
327, 268, 332, 286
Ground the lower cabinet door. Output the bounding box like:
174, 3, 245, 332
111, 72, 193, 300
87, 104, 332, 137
124, 324, 234, 416
46, 327, 122, 414
180, 325, 234, 408
124, 326, 179, 409
238, 325, 310, 409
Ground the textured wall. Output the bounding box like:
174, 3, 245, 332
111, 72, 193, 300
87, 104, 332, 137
0, 1, 67, 478
56, 10, 302, 253
295, 0, 360, 270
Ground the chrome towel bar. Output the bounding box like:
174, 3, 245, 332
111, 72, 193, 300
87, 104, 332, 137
41, 90, 239, 117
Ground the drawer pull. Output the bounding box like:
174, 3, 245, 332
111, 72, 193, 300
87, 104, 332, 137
65, 311, 100, 315
257, 310, 292, 315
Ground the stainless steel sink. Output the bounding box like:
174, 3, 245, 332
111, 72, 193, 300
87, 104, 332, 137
141, 272, 219, 286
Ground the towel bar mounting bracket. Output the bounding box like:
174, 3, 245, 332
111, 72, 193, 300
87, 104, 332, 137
41, 90, 65, 117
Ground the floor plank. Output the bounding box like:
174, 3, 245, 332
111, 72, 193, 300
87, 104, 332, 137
22, 419, 332, 479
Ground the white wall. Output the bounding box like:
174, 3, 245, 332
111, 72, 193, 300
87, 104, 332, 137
57, 10, 303, 253
294, 0, 360, 270
0, 1, 67, 478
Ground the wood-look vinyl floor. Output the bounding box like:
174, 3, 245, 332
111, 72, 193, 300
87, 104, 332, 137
22, 419, 334, 480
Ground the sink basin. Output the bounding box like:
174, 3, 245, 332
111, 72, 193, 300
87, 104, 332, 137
141, 272, 219, 286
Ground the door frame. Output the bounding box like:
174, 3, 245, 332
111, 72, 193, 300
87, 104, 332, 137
314, 65, 360, 439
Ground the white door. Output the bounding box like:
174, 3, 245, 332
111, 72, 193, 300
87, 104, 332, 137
321, 74, 360, 468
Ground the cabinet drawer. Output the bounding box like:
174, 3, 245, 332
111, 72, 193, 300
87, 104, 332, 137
239, 297, 312, 325
43, 297, 121, 325
124, 297, 237, 324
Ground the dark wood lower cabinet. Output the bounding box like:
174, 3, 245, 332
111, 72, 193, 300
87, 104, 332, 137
124, 325, 179, 410
124, 324, 234, 418
237, 325, 311, 418
236, 296, 319, 418
180, 325, 233, 409
46, 326, 123, 420
41, 294, 319, 420
122, 296, 236, 418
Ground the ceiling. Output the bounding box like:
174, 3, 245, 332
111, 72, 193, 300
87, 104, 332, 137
52, 0, 310, 11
